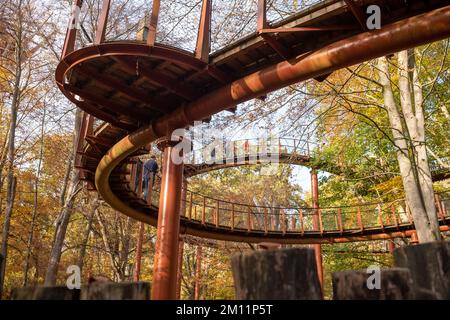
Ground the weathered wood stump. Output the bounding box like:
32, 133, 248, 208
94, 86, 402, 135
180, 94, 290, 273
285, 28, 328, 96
332, 268, 414, 300
231, 248, 322, 300
394, 241, 450, 299
80, 281, 150, 300
11, 286, 80, 300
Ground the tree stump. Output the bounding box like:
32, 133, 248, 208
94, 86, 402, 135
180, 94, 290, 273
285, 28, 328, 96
11, 286, 80, 300
231, 248, 322, 300
332, 268, 414, 300
81, 282, 150, 300
394, 241, 450, 299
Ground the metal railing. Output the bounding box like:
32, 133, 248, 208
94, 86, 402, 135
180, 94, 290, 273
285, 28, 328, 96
185, 137, 314, 165
128, 158, 450, 235
60, 0, 332, 59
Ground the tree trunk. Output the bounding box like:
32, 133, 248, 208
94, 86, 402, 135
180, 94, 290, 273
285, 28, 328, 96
44, 108, 83, 286
77, 200, 99, 273
0, 8, 23, 294
44, 175, 80, 286
378, 55, 440, 243
23, 105, 46, 286
0, 177, 16, 298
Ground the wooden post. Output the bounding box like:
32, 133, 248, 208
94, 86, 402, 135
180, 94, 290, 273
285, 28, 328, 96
332, 268, 414, 300
394, 242, 450, 299
231, 248, 322, 299
95, 0, 111, 44
281, 209, 286, 235
81, 282, 150, 300
12, 286, 80, 300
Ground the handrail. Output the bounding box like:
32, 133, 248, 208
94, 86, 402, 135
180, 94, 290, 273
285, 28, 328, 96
60, 0, 341, 60
129, 158, 450, 235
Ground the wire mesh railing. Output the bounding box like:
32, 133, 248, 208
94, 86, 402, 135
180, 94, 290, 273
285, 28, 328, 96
61, 0, 331, 59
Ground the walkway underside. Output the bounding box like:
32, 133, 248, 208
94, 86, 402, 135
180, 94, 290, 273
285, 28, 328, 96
61, 4, 450, 244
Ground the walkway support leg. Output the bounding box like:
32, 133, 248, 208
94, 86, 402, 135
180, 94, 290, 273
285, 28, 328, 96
311, 170, 324, 290
151, 140, 184, 300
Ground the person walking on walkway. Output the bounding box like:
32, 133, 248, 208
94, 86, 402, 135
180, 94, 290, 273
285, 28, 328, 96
143, 155, 159, 200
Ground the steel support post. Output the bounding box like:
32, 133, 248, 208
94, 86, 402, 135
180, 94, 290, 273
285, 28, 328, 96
151, 140, 184, 300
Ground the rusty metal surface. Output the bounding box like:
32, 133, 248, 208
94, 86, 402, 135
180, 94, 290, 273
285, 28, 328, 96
151, 144, 184, 300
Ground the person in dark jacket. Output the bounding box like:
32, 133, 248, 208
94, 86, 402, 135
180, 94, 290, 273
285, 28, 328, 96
143, 155, 159, 200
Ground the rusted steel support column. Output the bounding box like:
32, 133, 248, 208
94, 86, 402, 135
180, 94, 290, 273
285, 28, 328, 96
61, 0, 83, 58
133, 222, 145, 282
147, 0, 161, 46
151, 140, 184, 300
194, 246, 202, 300
195, 0, 212, 62
95, 0, 111, 44
176, 238, 184, 300
311, 169, 324, 290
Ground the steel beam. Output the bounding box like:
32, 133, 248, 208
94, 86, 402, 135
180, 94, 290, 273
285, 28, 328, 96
195, 0, 212, 62
95, 0, 111, 44
61, 0, 83, 58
